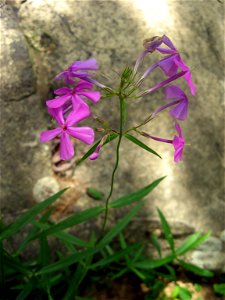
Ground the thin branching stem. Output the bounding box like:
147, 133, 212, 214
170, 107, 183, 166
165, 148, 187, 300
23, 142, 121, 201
98, 93, 124, 239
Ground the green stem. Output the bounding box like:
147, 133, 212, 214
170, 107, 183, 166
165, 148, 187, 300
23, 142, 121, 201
99, 94, 124, 238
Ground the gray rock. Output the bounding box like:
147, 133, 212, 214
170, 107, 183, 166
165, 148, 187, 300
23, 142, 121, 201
33, 176, 60, 203
0, 4, 35, 100
0, 0, 224, 236
196, 236, 223, 252
188, 250, 225, 272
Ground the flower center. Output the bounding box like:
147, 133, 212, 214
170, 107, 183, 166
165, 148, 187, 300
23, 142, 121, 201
62, 124, 67, 131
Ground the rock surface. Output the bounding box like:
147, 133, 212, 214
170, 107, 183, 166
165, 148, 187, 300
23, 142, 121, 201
0, 0, 224, 239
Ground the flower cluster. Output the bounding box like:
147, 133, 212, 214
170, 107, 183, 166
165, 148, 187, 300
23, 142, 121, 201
40, 58, 101, 160
135, 35, 195, 162
40, 35, 195, 163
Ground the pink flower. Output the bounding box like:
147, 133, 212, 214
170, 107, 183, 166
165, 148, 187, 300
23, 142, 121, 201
138, 35, 196, 96
152, 85, 189, 121
46, 80, 101, 110
55, 58, 98, 85
142, 123, 185, 163
40, 103, 95, 160
172, 123, 185, 162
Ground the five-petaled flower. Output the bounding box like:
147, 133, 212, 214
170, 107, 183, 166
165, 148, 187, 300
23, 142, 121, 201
40, 103, 95, 161
46, 80, 101, 110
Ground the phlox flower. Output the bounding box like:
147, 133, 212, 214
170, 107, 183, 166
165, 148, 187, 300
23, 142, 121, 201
137, 35, 196, 96
142, 123, 185, 162
46, 80, 101, 110
153, 85, 188, 121
55, 58, 98, 85
40, 103, 95, 160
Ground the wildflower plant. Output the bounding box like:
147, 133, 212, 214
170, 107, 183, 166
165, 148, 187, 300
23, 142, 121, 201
1, 35, 215, 300
40, 34, 195, 232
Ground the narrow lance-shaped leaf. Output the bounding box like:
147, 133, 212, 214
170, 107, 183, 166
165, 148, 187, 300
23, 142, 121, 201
37, 248, 98, 275
157, 208, 175, 254
134, 254, 175, 269
35, 205, 105, 238
176, 232, 211, 256
90, 243, 140, 269
124, 133, 162, 158
110, 176, 166, 209
0, 188, 68, 241
178, 259, 214, 277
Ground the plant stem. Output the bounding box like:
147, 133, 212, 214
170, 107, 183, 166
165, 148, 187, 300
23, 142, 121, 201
99, 94, 124, 238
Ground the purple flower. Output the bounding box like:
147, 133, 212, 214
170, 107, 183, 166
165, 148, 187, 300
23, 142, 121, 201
40, 103, 95, 161
152, 85, 189, 120
139, 35, 196, 95
142, 123, 185, 162
158, 55, 195, 96
46, 80, 101, 110
172, 123, 185, 162
55, 58, 98, 85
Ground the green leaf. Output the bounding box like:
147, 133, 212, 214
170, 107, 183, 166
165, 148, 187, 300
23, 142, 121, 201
54, 231, 91, 249
97, 202, 144, 248
77, 133, 118, 165
16, 281, 34, 300
178, 259, 214, 277
178, 286, 192, 300
176, 232, 210, 256
0, 189, 68, 241
150, 233, 162, 257
194, 284, 202, 292
110, 177, 166, 209
90, 243, 140, 269
124, 134, 162, 158
37, 205, 105, 238
157, 208, 175, 254
86, 187, 104, 200
37, 248, 97, 275
171, 285, 180, 298
134, 254, 175, 269
16, 208, 55, 255
213, 284, 225, 296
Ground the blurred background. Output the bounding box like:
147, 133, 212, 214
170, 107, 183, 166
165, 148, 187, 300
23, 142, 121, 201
0, 0, 224, 242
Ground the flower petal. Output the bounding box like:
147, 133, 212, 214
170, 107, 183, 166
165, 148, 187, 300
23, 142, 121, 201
174, 58, 196, 95
158, 55, 179, 77
40, 127, 61, 142
165, 85, 185, 99
60, 131, 74, 160
46, 94, 71, 108
170, 99, 188, 120
78, 91, 101, 103
161, 35, 176, 50
66, 102, 91, 126
175, 122, 183, 138
67, 127, 95, 144
47, 107, 64, 125
72, 58, 98, 71
72, 94, 89, 111
172, 136, 184, 162
75, 80, 93, 91
54, 87, 71, 95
